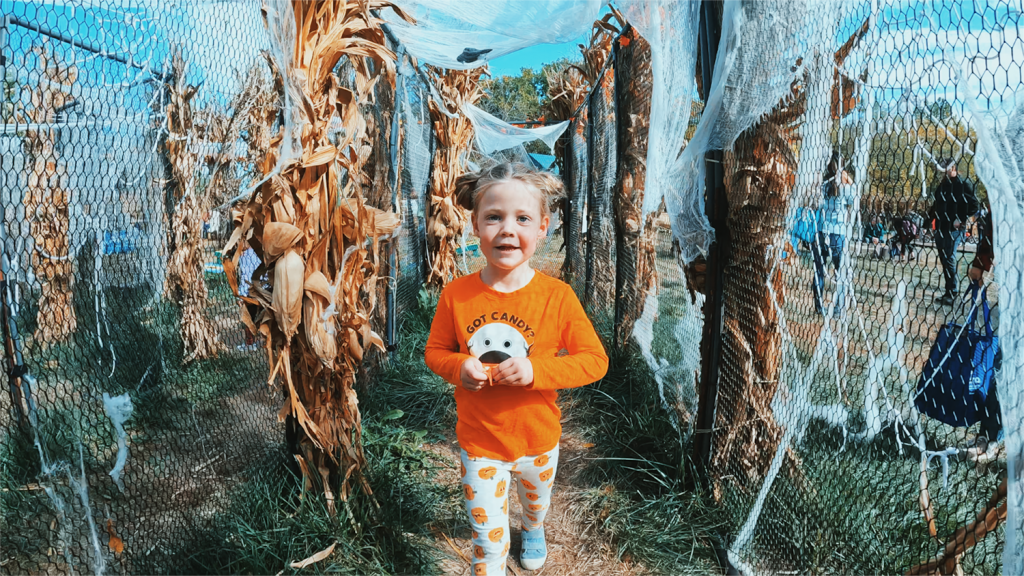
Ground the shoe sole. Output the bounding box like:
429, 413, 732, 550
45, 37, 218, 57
521, 556, 547, 571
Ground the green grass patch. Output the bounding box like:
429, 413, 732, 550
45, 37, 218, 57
168, 290, 462, 576
564, 340, 727, 574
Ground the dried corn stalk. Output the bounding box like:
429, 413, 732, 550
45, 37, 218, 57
706, 19, 872, 494
222, 0, 407, 505
711, 109, 799, 494
241, 62, 279, 173
161, 54, 267, 361
24, 47, 77, 345
161, 51, 225, 361
613, 26, 657, 349
425, 66, 483, 288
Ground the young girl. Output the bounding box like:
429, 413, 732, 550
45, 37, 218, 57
425, 163, 608, 574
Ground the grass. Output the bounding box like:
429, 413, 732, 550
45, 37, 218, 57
164, 288, 461, 576
562, 340, 728, 575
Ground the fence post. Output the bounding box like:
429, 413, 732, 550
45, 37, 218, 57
385, 49, 404, 359
693, 0, 728, 486
563, 109, 588, 296
583, 54, 617, 317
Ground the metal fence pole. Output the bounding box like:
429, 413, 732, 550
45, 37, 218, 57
693, 0, 728, 485
385, 48, 405, 359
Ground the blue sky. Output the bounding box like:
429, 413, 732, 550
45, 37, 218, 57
486, 40, 585, 79
484, 4, 614, 79
5, 0, 1020, 115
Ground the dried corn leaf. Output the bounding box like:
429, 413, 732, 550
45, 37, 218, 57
263, 221, 304, 260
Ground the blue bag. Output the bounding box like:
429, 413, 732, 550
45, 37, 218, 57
914, 286, 1000, 427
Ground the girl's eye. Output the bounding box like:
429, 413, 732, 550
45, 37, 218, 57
486, 215, 500, 221
518, 216, 531, 223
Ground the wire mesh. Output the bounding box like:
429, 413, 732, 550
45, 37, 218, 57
696, 1, 1020, 574
0, 1, 1020, 575
0, 2, 433, 573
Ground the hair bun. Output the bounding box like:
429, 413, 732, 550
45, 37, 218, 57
454, 171, 482, 211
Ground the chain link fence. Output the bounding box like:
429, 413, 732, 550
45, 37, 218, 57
691, 1, 1021, 574
1, 1, 1021, 575
0, 2, 431, 573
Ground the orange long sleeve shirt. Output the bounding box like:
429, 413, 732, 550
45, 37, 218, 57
424, 271, 609, 461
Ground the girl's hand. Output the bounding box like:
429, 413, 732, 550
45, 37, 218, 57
492, 358, 534, 387
460, 357, 489, 391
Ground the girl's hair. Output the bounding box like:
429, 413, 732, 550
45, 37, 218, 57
454, 162, 566, 219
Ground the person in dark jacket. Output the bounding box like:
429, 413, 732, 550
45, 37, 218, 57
929, 157, 978, 305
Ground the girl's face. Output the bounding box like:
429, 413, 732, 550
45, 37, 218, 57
472, 180, 549, 273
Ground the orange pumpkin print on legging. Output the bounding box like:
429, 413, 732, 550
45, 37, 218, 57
520, 478, 536, 490
528, 503, 544, 512
502, 542, 510, 556
464, 484, 475, 500
488, 527, 504, 543
539, 467, 553, 482
534, 454, 549, 467
474, 544, 485, 559
461, 462, 466, 478
472, 530, 479, 539
525, 492, 540, 501
495, 479, 507, 498
474, 563, 487, 576
471, 507, 488, 524
502, 498, 508, 515
478, 466, 497, 480
526, 513, 537, 522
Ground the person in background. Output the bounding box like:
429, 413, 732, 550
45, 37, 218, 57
812, 152, 855, 317
929, 157, 978, 305
863, 214, 889, 259
891, 210, 920, 262
966, 201, 1001, 464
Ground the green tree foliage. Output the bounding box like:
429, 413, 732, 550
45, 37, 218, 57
826, 98, 986, 220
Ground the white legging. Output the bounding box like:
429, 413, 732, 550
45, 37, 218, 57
459, 444, 559, 576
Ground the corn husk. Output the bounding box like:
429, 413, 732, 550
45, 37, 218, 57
425, 66, 483, 288
23, 47, 77, 345
223, 0, 409, 504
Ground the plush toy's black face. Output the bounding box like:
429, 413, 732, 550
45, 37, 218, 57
467, 323, 530, 364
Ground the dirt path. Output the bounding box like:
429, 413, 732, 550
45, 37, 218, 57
423, 431, 645, 576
